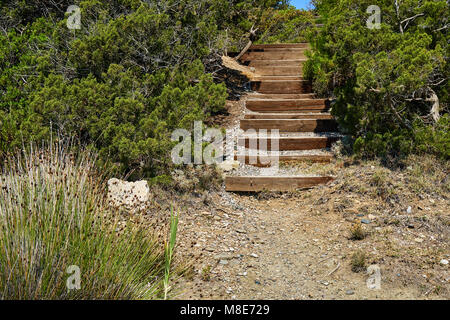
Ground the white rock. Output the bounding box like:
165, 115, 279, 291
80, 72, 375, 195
107, 178, 150, 211
407, 206, 412, 214
440, 259, 449, 265
217, 160, 240, 172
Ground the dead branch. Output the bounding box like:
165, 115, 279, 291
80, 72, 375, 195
428, 87, 441, 123
234, 25, 258, 61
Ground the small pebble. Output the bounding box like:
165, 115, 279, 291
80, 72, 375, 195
346, 290, 355, 295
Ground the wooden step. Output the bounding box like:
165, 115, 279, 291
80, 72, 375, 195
247, 93, 315, 100
225, 176, 334, 192
244, 113, 333, 120
252, 76, 304, 81
246, 106, 327, 113
255, 66, 303, 76
240, 119, 337, 132
241, 51, 307, 61
246, 103, 327, 113
251, 80, 312, 94
249, 59, 306, 67
248, 48, 307, 52
235, 153, 333, 166
245, 99, 328, 112
239, 136, 340, 151
250, 43, 310, 49
247, 99, 327, 108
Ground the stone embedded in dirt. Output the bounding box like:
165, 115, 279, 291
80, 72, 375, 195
346, 290, 355, 295
407, 206, 413, 214
214, 253, 234, 261
217, 160, 240, 173
440, 259, 449, 265
361, 219, 371, 224
250, 253, 259, 258
107, 178, 150, 211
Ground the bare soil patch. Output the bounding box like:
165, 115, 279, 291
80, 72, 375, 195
140, 154, 449, 300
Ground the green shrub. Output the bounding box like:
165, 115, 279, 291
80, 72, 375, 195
306, 0, 449, 160
256, 7, 315, 44
413, 114, 450, 159
0, 0, 303, 179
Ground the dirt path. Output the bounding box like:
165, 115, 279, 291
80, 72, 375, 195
174, 167, 449, 300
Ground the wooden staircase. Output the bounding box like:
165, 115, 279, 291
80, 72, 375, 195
225, 43, 340, 192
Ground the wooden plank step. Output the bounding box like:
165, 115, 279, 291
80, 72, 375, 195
225, 176, 334, 192
252, 76, 304, 81
244, 113, 333, 120
241, 119, 337, 132
235, 153, 333, 166
249, 59, 306, 67
238, 136, 340, 151
247, 93, 315, 99
247, 99, 327, 108
248, 48, 307, 53
241, 51, 307, 61
250, 43, 310, 49
246, 106, 327, 113
246, 103, 327, 113
251, 80, 312, 94
254, 66, 303, 76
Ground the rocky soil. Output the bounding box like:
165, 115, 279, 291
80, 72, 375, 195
168, 158, 449, 300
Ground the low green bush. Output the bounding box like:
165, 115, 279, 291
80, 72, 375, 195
0, 0, 305, 179
305, 0, 449, 160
